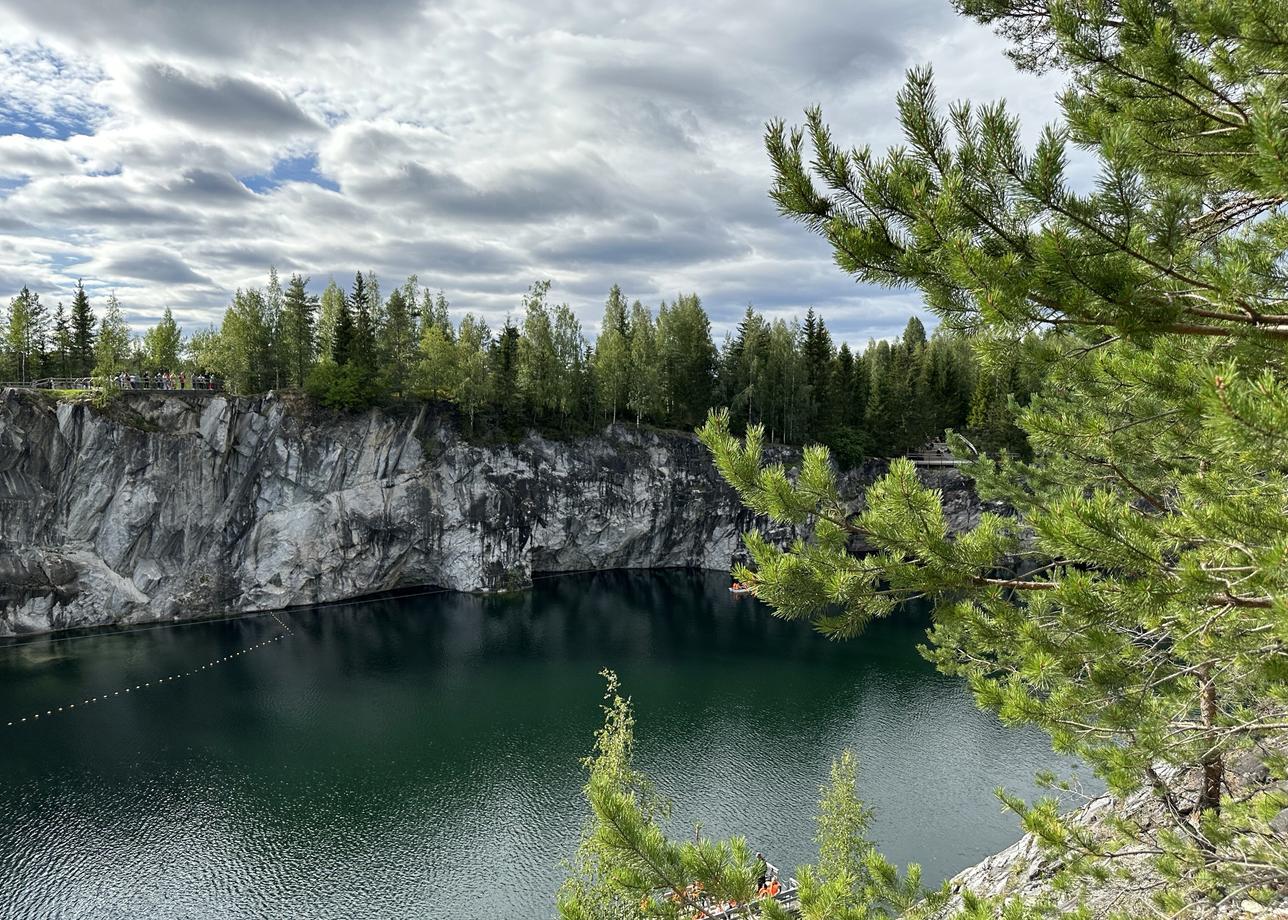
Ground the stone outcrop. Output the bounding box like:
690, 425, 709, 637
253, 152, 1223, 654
928, 740, 1288, 919
0, 389, 984, 637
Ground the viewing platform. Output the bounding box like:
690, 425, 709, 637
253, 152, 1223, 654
901, 440, 966, 468
1, 378, 225, 397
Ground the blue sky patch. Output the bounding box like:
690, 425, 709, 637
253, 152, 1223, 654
0, 108, 97, 140
241, 152, 340, 194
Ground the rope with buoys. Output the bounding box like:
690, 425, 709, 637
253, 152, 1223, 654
4, 612, 295, 728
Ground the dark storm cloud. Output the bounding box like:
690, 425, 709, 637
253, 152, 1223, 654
134, 64, 322, 137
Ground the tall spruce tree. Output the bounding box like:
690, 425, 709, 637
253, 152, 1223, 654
69, 280, 95, 376
51, 302, 72, 379
490, 317, 521, 429
801, 307, 834, 437
350, 272, 376, 374
378, 281, 417, 396
281, 273, 317, 387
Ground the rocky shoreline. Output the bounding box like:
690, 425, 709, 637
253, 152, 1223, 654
0, 388, 982, 637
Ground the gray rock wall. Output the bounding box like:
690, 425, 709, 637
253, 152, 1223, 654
0, 389, 982, 637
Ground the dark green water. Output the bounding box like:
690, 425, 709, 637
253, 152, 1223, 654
0, 570, 1074, 919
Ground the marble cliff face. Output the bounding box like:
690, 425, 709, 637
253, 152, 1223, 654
0, 390, 981, 636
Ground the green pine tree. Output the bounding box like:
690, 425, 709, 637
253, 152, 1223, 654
69, 280, 95, 376
51, 302, 73, 379
685, 0, 1288, 911
281, 273, 318, 387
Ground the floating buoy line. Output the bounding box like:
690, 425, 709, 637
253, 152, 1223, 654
1, 567, 647, 730
4, 613, 295, 729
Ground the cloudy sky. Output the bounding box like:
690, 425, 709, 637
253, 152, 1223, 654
0, 0, 1066, 344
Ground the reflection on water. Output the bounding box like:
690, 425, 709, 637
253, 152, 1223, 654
0, 570, 1077, 919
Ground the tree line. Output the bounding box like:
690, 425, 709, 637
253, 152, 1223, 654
2, 272, 1038, 459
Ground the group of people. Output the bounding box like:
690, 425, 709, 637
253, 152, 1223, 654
643, 852, 783, 917
112, 370, 221, 391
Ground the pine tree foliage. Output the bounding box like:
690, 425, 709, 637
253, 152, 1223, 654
51, 302, 72, 378
69, 280, 95, 376
281, 272, 318, 388
688, 1, 1288, 915
558, 674, 948, 920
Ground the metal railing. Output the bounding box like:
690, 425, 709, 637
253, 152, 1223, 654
2, 376, 223, 394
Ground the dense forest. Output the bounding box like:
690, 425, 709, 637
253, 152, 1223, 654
1, 272, 1038, 460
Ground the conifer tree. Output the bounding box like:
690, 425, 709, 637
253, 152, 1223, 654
551, 303, 587, 425
281, 273, 317, 387
51, 302, 72, 379
431, 291, 453, 341
379, 285, 417, 396
350, 272, 377, 375
69, 280, 95, 376
801, 307, 834, 436
558, 673, 943, 920
490, 317, 522, 429
686, 0, 1288, 912
331, 294, 354, 366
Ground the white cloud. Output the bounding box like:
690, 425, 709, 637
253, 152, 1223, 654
0, 0, 1067, 345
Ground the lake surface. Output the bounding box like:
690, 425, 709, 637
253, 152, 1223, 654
0, 570, 1076, 919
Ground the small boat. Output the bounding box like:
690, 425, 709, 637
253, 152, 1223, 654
729, 582, 754, 596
